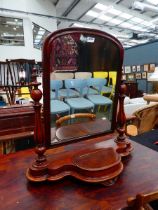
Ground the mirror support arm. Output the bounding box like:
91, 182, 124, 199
115, 80, 133, 157
26, 82, 48, 182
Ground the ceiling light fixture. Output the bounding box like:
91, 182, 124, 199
133, 1, 158, 12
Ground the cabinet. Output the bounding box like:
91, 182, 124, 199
125, 82, 138, 98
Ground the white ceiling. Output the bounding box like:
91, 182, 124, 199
50, 0, 158, 48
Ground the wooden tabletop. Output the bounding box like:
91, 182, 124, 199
1, 133, 158, 210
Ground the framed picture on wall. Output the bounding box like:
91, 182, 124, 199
124, 66, 131, 73
147, 72, 153, 80
136, 65, 141, 72
136, 73, 141, 79
122, 74, 126, 80
127, 73, 135, 82
142, 72, 147, 79
132, 65, 136, 72
122, 67, 125, 74
149, 64, 155, 73
144, 64, 149, 72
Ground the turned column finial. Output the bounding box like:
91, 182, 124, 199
115, 80, 133, 157
26, 82, 48, 181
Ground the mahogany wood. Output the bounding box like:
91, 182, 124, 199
115, 81, 133, 157
0, 104, 34, 138
126, 191, 158, 210
28, 82, 48, 181
0, 104, 35, 153
2, 134, 158, 210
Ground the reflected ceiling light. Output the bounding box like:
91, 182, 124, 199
133, 1, 158, 12
36, 35, 42, 40
38, 30, 45, 35
73, 23, 84, 27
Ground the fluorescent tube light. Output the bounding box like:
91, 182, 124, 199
86, 10, 99, 18
108, 8, 122, 15
108, 18, 123, 24
118, 13, 133, 19
94, 3, 108, 11
98, 14, 112, 21
131, 17, 144, 23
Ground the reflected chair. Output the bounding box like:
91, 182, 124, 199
50, 72, 74, 80
93, 71, 112, 95
86, 78, 112, 115
123, 190, 158, 210
50, 80, 70, 115
109, 71, 117, 97
93, 71, 108, 79
75, 72, 92, 79
65, 79, 94, 114
77, 79, 98, 96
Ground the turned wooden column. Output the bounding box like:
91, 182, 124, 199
115, 80, 133, 157
26, 82, 48, 181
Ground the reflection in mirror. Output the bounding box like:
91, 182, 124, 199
32, 23, 50, 50
0, 16, 24, 46
43, 28, 123, 146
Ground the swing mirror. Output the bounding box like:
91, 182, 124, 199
42, 27, 124, 147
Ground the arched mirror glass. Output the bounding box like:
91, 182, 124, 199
43, 28, 124, 147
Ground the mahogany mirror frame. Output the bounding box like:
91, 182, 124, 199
42, 27, 124, 147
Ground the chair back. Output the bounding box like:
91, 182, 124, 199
50, 80, 63, 99
51, 72, 74, 80
124, 191, 158, 210
6, 59, 35, 85
93, 71, 108, 79
56, 113, 96, 128
109, 71, 117, 86
87, 78, 106, 94
0, 61, 8, 86
65, 79, 87, 97
133, 103, 158, 134
75, 72, 92, 79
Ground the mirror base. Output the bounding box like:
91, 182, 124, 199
26, 138, 129, 183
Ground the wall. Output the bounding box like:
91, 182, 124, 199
123, 41, 158, 93
0, 0, 57, 61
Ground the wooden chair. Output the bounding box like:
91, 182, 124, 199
56, 113, 96, 127
124, 191, 158, 210
126, 103, 158, 136
2, 59, 36, 104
